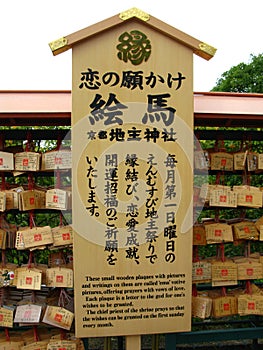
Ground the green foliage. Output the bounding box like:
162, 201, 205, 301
198, 242, 244, 259
212, 53, 263, 92
5, 249, 28, 265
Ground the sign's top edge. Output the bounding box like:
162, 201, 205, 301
119, 7, 150, 21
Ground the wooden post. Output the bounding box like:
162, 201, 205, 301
126, 335, 141, 350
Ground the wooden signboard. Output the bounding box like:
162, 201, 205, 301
50, 7, 215, 340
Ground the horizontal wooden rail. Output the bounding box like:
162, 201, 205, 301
166, 327, 263, 349
0, 129, 70, 140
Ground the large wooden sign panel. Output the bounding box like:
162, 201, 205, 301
72, 20, 193, 337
